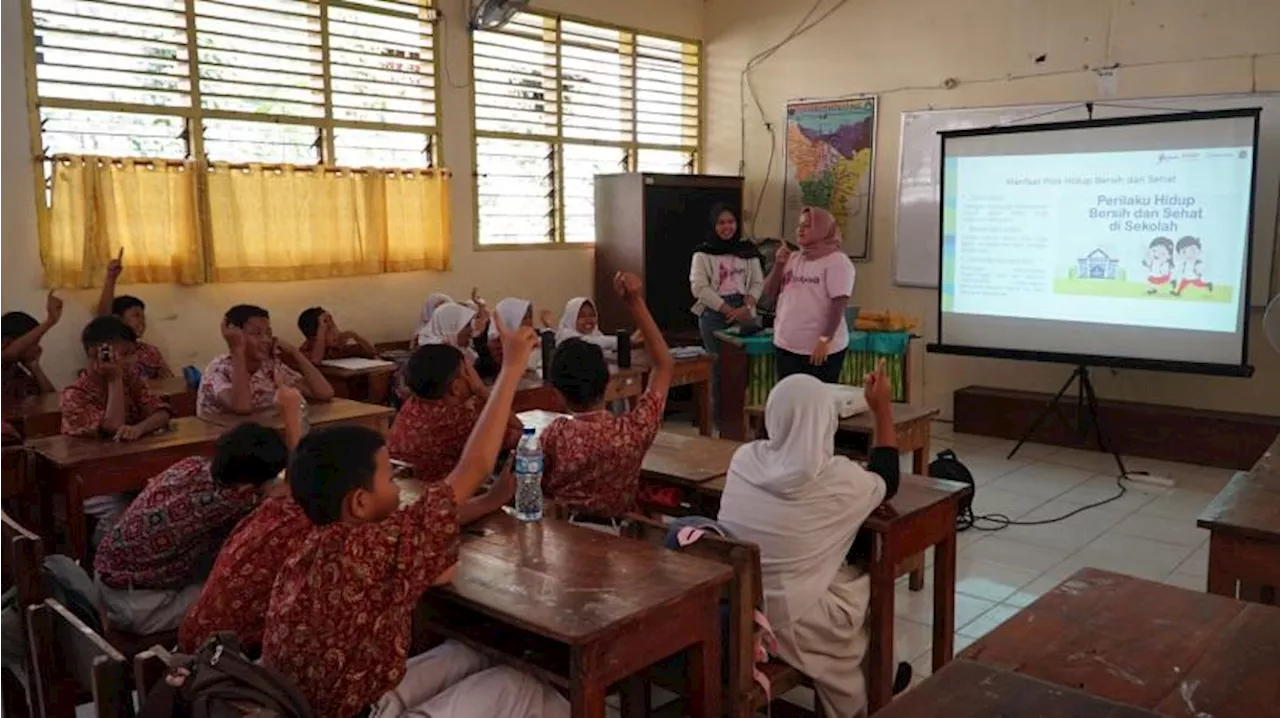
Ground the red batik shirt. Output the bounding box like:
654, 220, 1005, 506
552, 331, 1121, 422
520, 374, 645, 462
60, 368, 172, 437
2, 362, 44, 405
540, 390, 666, 516
94, 456, 261, 590
262, 482, 459, 718
179, 497, 312, 653
387, 395, 521, 482
133, 341, 174, 380
197, 354, 302, 419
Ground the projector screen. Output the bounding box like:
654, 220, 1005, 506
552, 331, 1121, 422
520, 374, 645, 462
933, 108, 1260, 375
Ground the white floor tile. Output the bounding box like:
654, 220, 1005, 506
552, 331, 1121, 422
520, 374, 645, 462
954, 558, 1042, 603
1041, 446, 1127, 474
984, 462, 1094, 500
1175, 543, 1209, 575
895, 581, 996, 630
1056, 474, 1165, 514
961, 535, 1074, 573
1163, 571, 1207, 592
958, 603, 1022, 640
969, 488, 1047, 521
1138, 488, 1217, 521
949, 450, 1032, 486
1077, 533, 1197, 580
893, 617, 935, 664
1108, 513, 1209, 547
974, 438, 1062, 461
994, 499, 1130, 552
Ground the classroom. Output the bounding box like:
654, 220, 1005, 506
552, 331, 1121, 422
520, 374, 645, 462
2, 0, 1278, 717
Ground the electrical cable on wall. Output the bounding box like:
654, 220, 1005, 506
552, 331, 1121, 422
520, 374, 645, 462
437, 9, 473, 90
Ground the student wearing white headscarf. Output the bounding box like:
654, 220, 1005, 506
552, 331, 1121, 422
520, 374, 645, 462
717, 369, 900, 718
411, 293, 454, 348
416, 303, 479, 360
487, 298, 541, 372
554, 297, 645, 354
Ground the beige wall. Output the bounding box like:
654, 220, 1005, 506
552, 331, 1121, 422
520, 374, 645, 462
0, 0, 701, 385
703, 0, 1280, 417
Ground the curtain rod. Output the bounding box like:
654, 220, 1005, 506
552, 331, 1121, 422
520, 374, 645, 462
40, 154, 451, 176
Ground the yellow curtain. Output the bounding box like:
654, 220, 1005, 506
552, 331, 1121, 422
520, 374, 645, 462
43, 157, 204, 288
205, 164, 450, 282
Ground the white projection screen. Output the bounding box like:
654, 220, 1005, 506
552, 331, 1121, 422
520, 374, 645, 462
931, 108, 1260, 377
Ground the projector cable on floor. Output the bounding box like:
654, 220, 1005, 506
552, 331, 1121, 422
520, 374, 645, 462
964, 466, 1149, 532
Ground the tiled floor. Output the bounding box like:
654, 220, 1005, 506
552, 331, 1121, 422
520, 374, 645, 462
639, 417, 1234, 715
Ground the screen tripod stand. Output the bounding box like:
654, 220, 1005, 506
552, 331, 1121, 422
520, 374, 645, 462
1007, 365, 1129, 478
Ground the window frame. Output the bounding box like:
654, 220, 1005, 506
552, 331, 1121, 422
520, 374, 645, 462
469, 9, 702, 250
20, 0, 445, 250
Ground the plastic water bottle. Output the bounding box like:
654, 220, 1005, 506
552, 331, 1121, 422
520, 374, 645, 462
513, 427, 543, 522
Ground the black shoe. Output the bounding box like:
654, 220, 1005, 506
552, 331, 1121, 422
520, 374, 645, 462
893, 661, 913, 694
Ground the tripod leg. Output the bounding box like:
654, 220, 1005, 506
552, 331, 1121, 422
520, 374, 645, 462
1079, 369, 1127, 477
1008, 369, 1078, 459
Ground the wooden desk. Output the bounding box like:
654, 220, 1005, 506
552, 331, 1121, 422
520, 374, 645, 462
664, 355, 713, 436
747, 403, 940, 474
963, 568, 1280, 718
2, 379, 195, 439
641, 431, 742, 487
27, 417, 227, 558
417, 513, 732, 718
671, 473, 969, 713
200, 398, 394, 433
875, 659, 1160, 718
317, 360, 398, 405
1198, 432, 1280, 604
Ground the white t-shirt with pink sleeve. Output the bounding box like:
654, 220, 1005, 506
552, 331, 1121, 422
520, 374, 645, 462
772, 252, 856, 355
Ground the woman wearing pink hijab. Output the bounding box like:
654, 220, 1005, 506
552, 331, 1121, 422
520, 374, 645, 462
762, 206, 855, 383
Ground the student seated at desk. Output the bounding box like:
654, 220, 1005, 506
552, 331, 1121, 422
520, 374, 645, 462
96, 249, 174, 380
540, 273, 673, 520
387, 345, 522, 483
262, 319, 567, 718
179, 382, 307, 653
554, 297, 644, 354
198, 305, 334, 419
297, 306, 376, 363
410, 292, 453, 349
2, 291, 63, 404
61, 316, 173, 441
716, 369, 899, 718
93, 414, 295, 635
486, 298, 542, 371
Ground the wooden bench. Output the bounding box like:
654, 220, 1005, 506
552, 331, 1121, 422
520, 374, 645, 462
620, 514, 816, 718
27, 598, 133, 718
2, 511, 45, 718
1199, 431, 1280, 605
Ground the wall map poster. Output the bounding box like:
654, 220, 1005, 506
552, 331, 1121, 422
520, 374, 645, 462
783, 96, 877, 260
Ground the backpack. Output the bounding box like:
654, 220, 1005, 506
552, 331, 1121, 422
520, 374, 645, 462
138, 634, 313, 718
928, 449, 976, 531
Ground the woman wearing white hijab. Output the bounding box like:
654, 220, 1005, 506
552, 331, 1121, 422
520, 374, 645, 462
486, 297, 543, 372
411, 293, 453, 348
717, 370, 899, 718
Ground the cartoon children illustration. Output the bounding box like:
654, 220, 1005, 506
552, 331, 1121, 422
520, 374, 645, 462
1142, 236, 1175, 295
1172, 235, 1212, 296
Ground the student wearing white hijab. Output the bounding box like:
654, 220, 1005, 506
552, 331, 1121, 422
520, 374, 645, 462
411, 293, 453, 348
717, 369, 900, 718
415, 303, 478, 360
487, 298, 542, 372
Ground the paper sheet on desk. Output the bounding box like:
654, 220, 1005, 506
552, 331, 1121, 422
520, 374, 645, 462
517, 409, 570, 437
320, 357, 396, 370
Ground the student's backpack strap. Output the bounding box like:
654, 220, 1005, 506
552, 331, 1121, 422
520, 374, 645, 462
138, 634, 314, 718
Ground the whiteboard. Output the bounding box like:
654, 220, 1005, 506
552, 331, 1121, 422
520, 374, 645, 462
892, 93, 1280, 307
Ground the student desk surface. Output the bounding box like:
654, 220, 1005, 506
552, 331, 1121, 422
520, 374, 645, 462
199, 397, 394, 433
2, 378, 196, 439
317, 360, 398, 405
1198, 431, 1280, 604
874, 659, 1161, 718
416, 512, 732, 718
963, 567, 1280, 718
746, 402, 940, 474
672, 472, 970, 713
640, 431, 743, 486
26, 417, 227, 558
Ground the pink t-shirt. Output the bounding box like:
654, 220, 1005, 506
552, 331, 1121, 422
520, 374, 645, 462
773, 252, 856, 355
712, 255, 750, 296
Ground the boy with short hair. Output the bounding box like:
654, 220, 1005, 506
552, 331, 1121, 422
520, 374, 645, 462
540, 272, 673, 518
297, 306, 377, 364
386, 344, 522, 482
179, 381, 309, 653
94, 390, 299, 635
61, 316, 172, 441
96, 250, 173, 380
2, 291, 63, 404
198, 304, 335, 418
261, 318, 568, 718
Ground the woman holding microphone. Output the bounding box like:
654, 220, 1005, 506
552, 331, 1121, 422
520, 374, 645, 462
763, 206, 855, 383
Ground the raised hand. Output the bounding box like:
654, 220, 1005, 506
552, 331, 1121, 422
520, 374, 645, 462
44, 290, 64, 327
863, 358, 892, 414
613, 271, 643, 302
494, 311, 538, 369
221, 322, 246, 353
774, 243, 792, 268
106, 248, 124, 280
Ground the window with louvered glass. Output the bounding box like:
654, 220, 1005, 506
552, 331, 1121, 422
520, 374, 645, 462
471, 11, 700, 245
28, 0, 437, 169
